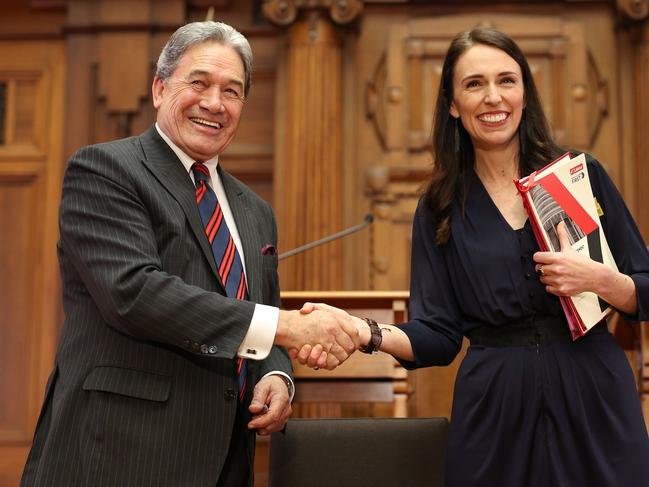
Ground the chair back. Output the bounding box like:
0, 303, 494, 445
268, 417, 449, 487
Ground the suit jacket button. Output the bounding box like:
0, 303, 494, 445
200, 344, 209, 354
192, 342, 200, 351
208, 345, 217, 354
224, 389, 237, 400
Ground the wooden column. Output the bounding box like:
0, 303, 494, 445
264, 0, 362, 290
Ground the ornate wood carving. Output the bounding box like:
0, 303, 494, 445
263, 0, 363, 26
617, 0, 649, 22
365, 165, 425, 289
366, 53, 387, 148
262, 0, 299, 25
585, 49, 609, 148
64, 0, 184, 144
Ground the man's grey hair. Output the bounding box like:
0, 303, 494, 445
156, 21, 253, 98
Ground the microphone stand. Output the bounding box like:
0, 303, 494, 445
278, 214, 374, 261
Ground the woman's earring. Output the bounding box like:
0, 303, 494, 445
518, 115, 526, 155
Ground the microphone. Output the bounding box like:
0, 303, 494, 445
278, 214, 374, 261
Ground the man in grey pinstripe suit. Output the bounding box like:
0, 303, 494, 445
21, 21, 358, 487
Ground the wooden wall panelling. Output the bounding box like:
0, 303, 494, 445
632, 19, 649, 428
566, 10, 622, 205
616, 23, 638, 217
0, 166, 43, 487
63, 31, 95, 159
0, 40, 65, 487
0, 0, 66, 40
63, 0, 185, 150
96, 31, 150, 139
634, 20, 649, 240
613, 4, 649, 428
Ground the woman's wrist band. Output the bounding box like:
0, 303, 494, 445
359, 317, 382, 354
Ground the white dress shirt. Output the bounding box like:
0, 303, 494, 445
156, 124, 293, 398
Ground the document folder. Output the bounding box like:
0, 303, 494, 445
515, 153, 617, 339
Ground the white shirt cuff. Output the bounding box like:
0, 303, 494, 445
237, 303, 279, 360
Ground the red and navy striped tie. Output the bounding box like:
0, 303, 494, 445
192, 162, 248, 402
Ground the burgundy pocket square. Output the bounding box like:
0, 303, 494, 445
261, 244, 276, 256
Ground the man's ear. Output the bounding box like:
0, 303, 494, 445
152, 76, 164, 109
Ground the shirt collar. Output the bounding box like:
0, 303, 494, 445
155, 122, 219, 175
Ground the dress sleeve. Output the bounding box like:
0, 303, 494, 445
587, 156, 649, 321
396, 200, 464, 369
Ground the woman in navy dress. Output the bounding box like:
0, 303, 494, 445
297, 27, 649, 486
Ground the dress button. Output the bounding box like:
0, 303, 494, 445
528, 291, 534, 298
224, 389, 237, 400
208, 345, 217, 354
200, 344, 209, 354
525, 273, 532, 279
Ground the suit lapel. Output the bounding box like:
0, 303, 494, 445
219, 166, 263, 302
138, 127, 223, 288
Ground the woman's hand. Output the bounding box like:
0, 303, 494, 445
533, 221, 607, 296
533, 221, 636, 314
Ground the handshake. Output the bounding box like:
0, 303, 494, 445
275, 303, 369, 370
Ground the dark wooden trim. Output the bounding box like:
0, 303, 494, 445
0, 33, 65, 40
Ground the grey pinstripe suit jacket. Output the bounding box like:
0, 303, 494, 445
21, 126, 291, 487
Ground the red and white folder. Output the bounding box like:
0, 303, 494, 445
515, 152, 617, 339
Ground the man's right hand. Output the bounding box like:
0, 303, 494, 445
275, 309, 360, 370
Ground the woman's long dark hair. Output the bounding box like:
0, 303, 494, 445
425, 27, 564, 245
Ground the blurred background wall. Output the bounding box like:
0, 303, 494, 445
0, 1, 648, 485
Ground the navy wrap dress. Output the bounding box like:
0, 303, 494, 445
398, 156, 649, 487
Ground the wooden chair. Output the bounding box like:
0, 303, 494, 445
268, 417, 449, 487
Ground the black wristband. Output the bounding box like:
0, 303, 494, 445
359, 318, 382, 354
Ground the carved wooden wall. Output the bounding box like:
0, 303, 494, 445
0, 40, 65, 487
1, 1, 649, 486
